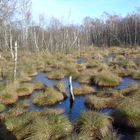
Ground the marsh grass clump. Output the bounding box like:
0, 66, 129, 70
28, 114, 73, 140
76, 64, 86, 72
77, 74, 92, 84
134, 132, 140, 140
86, 60, 107, 70
101, 131, 119, 140
55, 81, 67, 98
0, 81, 6, 91
4, 107, 26, 119
47, 69, 66, 80
1, 92, 18, 105
0, 104, 5, 113
16, 100, 30, 109
63, 64, 79, 78
120, 84, 139, 96
131, 70, 140, 80
76, 111, 112, 138
39, 108, 64, 115
5, 113, 32, 139
33, 87, 64, 106
97, 89, 123, 98
93, 70, 121, 87
33, 82, 45, 90
73, 85, 95, 96
110, 56, 137, 69
85, 95, 118, 110
16, 83, 34, 97
62, 133, 92, 140
0, 81, 19, 105
19, 71, 32, 82
112, 106, 140, 128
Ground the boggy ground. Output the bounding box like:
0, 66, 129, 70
0, 47, 140, 139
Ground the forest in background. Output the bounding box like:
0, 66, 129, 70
0, 0, 140, 55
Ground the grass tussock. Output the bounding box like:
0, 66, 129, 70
131, 70, 140, 80
76, 111, 113, 138
0, 81, 19, 105
33, 82, 45, 90
112, 106, 140, 128
16, 100, 30, 109
77, 74, 92, 84
62, 133, 93, 140
47, 69, 66, 80
101, 131, 119, 140
73, 85, 95, 96
28, 114, 73, 140
0, 104, 5, 113
76, 64, 86, 72
93, 70, 121, 87
33, 87, 64, 106
55, 81, 67, 98
97, 89, 123, 98
120, 84, 139, 96
85, 95, 118, 110
16, 83, 34, 97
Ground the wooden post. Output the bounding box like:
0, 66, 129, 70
69, 76, 75, 101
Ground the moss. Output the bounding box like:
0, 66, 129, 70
73, 85, 95, 96
93, 70, 121, 87
76, 111, 112, 138
28, 114, 73, 140
33, 87, 64, 106
0, 104, 5, 113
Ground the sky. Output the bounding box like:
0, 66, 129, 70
32, 0, 140, 24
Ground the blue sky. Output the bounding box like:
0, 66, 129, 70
32, 0, 140, 24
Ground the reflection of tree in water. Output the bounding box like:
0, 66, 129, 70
0, 119, 17, 140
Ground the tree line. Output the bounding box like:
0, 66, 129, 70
0, 0, 140, 54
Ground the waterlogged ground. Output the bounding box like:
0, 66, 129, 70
14, 71, 139, 140
0, 48, 140, 140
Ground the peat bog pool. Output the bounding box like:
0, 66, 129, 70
2, 70, 140, 140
